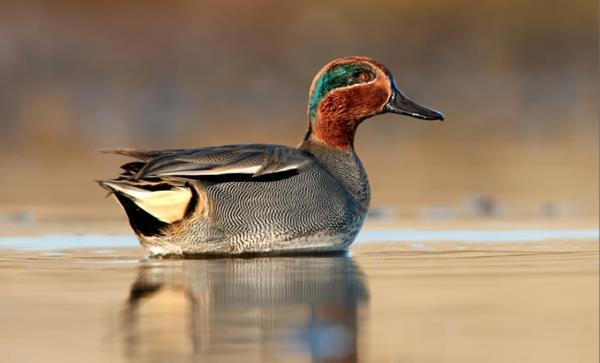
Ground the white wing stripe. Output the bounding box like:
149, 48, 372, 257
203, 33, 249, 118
158, 165, 262, 176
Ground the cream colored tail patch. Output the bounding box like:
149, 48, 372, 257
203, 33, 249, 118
103, 181, 192, 223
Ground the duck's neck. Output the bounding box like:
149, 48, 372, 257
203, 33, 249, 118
300, 137, 370, 208
304, 115, 361, 150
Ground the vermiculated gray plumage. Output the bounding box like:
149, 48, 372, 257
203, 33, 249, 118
98, 139, 370, 255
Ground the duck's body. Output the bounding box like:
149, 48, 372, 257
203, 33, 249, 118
99, 57, 443, 256
102, 140, 369, 255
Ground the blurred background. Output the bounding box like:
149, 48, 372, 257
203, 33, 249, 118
0, 0, 597, 228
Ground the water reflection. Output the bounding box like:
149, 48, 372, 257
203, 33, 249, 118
122, 255, 369, 362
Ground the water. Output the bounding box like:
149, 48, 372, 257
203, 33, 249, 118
0, 231, 598, 363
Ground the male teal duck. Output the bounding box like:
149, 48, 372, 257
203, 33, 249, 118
98, 56, 444, 256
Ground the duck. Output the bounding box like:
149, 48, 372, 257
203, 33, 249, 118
98, 56, 444, 256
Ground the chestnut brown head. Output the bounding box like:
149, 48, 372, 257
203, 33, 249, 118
306, 56, 444, 149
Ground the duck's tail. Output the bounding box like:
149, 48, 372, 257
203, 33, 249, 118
97, 179, 194, 236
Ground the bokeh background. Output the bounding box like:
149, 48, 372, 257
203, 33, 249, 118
0, 0, 597, 227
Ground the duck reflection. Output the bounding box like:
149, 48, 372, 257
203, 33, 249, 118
122, 254, 369, 362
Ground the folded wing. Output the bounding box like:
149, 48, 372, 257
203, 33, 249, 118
98, 144, 314, 230
103, 144, 312, 180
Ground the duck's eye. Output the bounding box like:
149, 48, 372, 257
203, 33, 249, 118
358, 72, 372, 82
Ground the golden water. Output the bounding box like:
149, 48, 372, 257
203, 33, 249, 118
0, 235, 597, 363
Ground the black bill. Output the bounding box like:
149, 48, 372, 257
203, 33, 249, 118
384, 79, 444, 121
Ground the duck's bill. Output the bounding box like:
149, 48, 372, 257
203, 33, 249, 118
384, 88, 444, 121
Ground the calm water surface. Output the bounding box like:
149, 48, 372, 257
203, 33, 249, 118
0, 231, 598, 363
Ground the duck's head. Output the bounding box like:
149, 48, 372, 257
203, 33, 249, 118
305, 56, 444, 150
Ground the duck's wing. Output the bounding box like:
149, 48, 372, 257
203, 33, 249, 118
102, 144, 314, 181
98, 144, 316, 232
99, 148, 186, 161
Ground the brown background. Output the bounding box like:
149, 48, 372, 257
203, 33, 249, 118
0, 0, 597, 222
